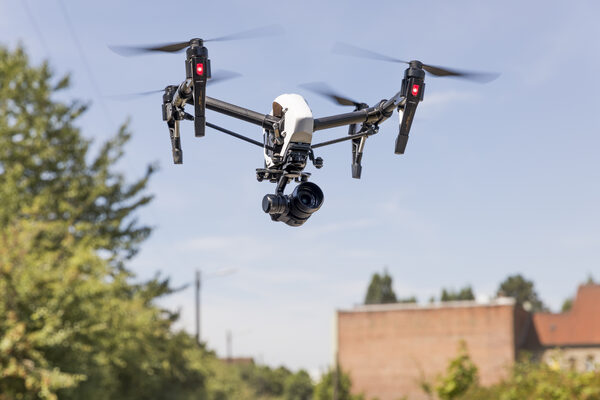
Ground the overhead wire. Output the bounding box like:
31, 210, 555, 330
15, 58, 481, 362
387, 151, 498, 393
55, 0, 141, 177
22, 0, 50, 57
55, 0, 115, 129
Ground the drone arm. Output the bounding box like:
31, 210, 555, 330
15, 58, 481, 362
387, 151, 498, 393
203, 96, 280, 130
312, 92, 404, 132
313, 109, 370, 131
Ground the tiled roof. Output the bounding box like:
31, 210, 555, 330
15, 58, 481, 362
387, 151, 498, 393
533, 284, 600, 346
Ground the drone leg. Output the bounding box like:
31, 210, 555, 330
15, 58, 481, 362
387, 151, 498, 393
351, 136, 366, 179
168, 120, 183, 164
348, 122, 360, 178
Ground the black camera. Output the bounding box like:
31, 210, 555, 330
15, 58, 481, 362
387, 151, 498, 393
262, 182, 324, 226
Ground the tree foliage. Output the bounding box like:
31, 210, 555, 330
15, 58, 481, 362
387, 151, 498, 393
561, 298, 573, 312
0, 216, 216, 399
424, 347, 600, 400
0, 46, 154, 267
456, 356, 600, 400
313, 366, 364, 400
441, 286, 475, 302
435, 342, 478, 400
497, 274, 546, 312
238, 364, 290, 397
397, 296, 418, 304
283, 370, 313, 400
236, 363, 315, 400
364, 270, 397, 305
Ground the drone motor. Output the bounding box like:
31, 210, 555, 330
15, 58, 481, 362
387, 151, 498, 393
184, 39, 210, 137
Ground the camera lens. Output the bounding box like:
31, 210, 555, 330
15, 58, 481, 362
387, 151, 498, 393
300, 193, 312, 206
290, 182, 324, 219
262, 194, 287, 214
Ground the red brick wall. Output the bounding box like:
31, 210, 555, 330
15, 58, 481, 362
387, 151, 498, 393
337, 303, 517, 400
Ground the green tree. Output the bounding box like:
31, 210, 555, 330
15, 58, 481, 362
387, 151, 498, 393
435, 342, 478, 400
364, 270, 397, 304
398, 296, 418, 304
0, 216, 215, 400
0, 46, 154, 267
561, 297, 573, 312
314, 366, 363, 400
441, 286, 475, 302
238, 364, 292, 397
497, 274, 546, 312
284, 370, 313, 400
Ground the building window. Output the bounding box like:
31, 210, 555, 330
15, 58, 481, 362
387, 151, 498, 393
585, 355, 595, 372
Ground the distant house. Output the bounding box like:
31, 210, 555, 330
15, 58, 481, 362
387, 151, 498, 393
335, 284, 600, 400
530, 284, 600, 371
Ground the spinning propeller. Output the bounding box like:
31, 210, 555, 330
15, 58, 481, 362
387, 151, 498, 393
108, 70, 242, 100
109, 25, 285, 56
332, 42, 499, 83
299, 82, 365, 108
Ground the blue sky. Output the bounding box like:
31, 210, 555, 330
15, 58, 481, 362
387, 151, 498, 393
1, 0, 599, 375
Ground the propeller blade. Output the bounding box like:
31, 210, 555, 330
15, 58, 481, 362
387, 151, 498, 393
333, 42, 499, 83
205, 24, 284, 42
421, 63, 499, 83
332, 42, 408, 64
106, 89, 166, 100
110, 25, 284, 57
107, 70, 242, 100
209, 70, 242, 85
299, 82, 361, 107
109, 41, 191, 56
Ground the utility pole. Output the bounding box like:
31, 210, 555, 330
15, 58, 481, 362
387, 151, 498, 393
333, 352, 339, 400
226, 329, 232, 362
193, 267, 237, 347
195, 269, 201, 345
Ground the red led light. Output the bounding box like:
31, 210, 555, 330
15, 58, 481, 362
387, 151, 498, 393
411, 84, 420, 96
196, 63, 204, 76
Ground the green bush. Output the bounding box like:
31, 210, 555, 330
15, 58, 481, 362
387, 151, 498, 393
427, 347, 600, 400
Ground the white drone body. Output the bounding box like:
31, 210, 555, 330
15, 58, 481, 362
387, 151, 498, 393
263, 94, 314, 168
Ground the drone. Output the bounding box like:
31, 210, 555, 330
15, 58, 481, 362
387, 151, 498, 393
111, 26, 497, 227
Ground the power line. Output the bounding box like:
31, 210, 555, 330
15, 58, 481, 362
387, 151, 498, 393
22, 0, 50, 57
55, 0, 115, 128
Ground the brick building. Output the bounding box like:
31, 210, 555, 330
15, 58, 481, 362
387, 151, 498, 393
335, 284, 600, 400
